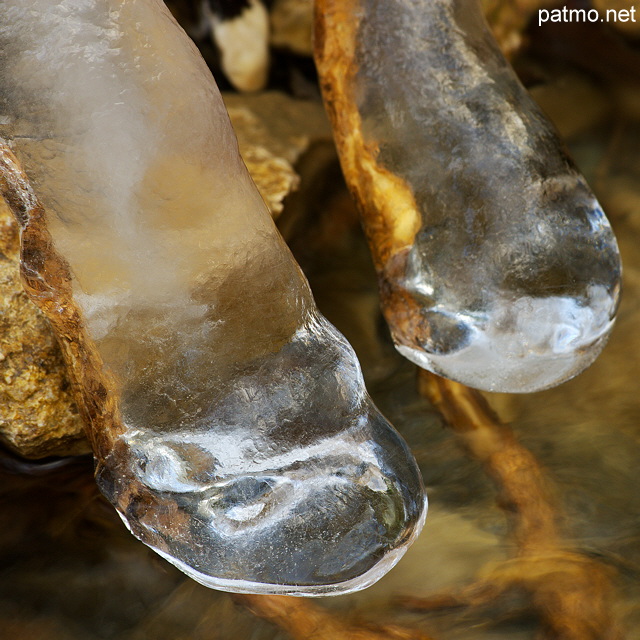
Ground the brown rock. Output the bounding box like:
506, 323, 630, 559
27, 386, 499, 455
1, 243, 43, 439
225, 92, 330, 162
224, 91, 332, 216
270, 0, 314, 56
0, 198, 88, 458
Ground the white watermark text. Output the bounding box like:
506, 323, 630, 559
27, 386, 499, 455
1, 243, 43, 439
539, 6, 637, 26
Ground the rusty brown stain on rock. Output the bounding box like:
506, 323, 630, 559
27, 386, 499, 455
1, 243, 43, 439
0, 196, 88, 459
314, 0, 421, 269
0, 142, 126, 462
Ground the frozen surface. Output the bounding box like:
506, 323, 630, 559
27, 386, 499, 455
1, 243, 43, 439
0, 0, 425, 594
354, 0, 622, 392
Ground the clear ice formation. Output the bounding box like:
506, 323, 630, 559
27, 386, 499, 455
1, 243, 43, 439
0, 0, 426, 595
322, 0, 622, 393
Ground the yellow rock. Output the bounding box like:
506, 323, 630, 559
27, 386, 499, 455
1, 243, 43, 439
0, 198, 88, 458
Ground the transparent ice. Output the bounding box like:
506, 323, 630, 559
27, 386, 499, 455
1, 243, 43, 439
0, 0, 426, 595
354, 0, 622, 392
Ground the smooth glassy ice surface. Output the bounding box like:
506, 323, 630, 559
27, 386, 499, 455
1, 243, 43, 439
0, 0, 426, 594
354, 0, 622, 392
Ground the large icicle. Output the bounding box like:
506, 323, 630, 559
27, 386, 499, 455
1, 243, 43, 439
0, 0, 426, 596
315, 0, 622, 393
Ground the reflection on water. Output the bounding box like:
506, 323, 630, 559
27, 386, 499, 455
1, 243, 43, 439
3, 10, 640, 640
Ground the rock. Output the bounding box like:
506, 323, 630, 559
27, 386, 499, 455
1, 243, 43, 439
238, 144, 298, 217
0, 198, 88, 459
225, 91, 331, 161
224, 91, 332, 216
270, 0, 314, 56
205, 0, 271, 92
